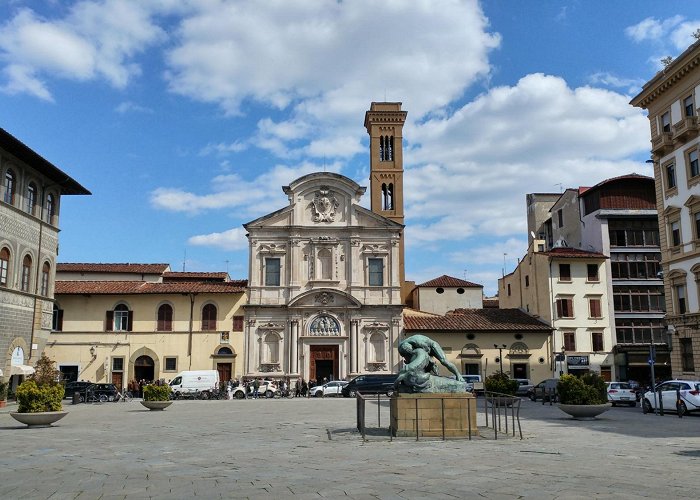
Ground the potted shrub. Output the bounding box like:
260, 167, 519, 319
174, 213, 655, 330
141, 383, 173, 411
0, 379, 7, 408
484, 372, 519, 406
10, 353, 68, 427
557, 373, 611, 419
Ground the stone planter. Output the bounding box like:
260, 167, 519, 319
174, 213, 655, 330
557, 403, 611, 420
141, 400, 172, 411
10, 411, 68, 427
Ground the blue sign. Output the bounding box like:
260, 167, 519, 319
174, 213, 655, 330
648, 359, 655, 365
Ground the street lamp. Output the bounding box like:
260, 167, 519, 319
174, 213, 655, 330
494, 344, 507, 374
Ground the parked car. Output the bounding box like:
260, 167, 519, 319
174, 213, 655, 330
87, 383, 119, 402
342, 374, 398, 397
527, 379, 559, 402
514, 378, 533, 396
462, 375, 484, 394
232, 381, 279, 399
309, 381, 348, 397
63, 381, 93, 400
642, 380, 700, 416
606, 382, 637, 407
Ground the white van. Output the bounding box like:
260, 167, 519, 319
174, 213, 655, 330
169, 370, 219, 398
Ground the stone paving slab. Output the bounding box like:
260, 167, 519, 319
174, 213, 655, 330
0, 397, 699, 499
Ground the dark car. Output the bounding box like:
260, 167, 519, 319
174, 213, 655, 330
342, 374, 398, 397
87, 383, 119, 402
526, 378, 559, 402
63, 381, 93, 400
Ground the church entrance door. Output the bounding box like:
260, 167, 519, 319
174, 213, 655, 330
309, 345, 338, 383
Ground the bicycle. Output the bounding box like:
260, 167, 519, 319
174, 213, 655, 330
85, 391, 108, 403
115, 390, 133, 402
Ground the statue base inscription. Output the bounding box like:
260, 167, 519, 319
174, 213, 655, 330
390, 392, 478, 438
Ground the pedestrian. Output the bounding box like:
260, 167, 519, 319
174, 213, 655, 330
295, 378, 301, 397
301, 379, 308, 398
253, 378, 260, 399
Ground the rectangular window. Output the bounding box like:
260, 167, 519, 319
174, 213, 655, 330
507, 283, 511, 296
676, 285, 687, 315
592, 331, 604, 352
589, 298, 602, 319
525, 275, 529, 287
557, 209, 563, 228
164, 357, 177, 372
680, 338, 694, 372
368, 258, 384, 286
666, 163, 676, 189
264, 257, 281, 286
671, 221, 681, 247
684, 95, 695, 117
661, 111, 671, 132
587, 264, 599, 282
559, 263, 571, 282
564, 331, 576, 351
0, 255, 8, 286
556, 298, 574, 319
112, 358, 124, 371
232, 316, 244, 331
52, 308, 64, 331
689, 149, 699, 178
695, 212, 700, 241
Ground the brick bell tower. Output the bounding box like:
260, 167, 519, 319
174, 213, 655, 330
364, 102, 409, 299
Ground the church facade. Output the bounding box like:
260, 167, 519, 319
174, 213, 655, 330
242, 103, 407, 381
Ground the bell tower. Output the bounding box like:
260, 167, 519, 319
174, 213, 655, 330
364, 102, 407, 292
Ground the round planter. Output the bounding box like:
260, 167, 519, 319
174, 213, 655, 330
141, 400, 172, 411
557, 403, 611, 420
10, 411, 68, 427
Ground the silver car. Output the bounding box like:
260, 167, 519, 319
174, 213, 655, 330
642, 380, 700, 415
310, 381, 348, 397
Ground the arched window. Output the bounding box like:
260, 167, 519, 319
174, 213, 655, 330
263, 332, 279, 364
53, 303, 63, 331
387, 183, 393, 210
21, 254, 32, 292
113, 304, 130, 331
387, 136, 393, 160
157, 304, 173, 331
202, 304, 217, 331
4, 169, 16, 204
40, 262, 50, 296
26, 182, 37, 215
0, 247, 9, 287
318, 248, 332, 280
370, 333, 385, 362
217, 347, 233, 355
45, 193, 55, 224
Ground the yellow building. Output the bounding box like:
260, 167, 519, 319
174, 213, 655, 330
46, 264, 246, 388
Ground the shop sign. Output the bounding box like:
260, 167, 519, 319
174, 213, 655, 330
567, 355, 589, 369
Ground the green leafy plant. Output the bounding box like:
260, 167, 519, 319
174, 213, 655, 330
0, 379, 7, 400
484, 372, 518, 396
557, 373, 607, 405
143, 384, 171, 401
15, 353, 64, 412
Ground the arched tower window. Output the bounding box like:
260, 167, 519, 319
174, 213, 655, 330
202, 303, 217, 331
26, 182, 37, 215
263, 333, 280, 363
0, 247, 9, 286
388, 136, 394, 160
379, 135, 384, 161
317, 248, 332, 280
45, 193, 55, 224
113, 304, 130, 331
157, 304, 173, 331
41, 261, 50, 296
4, 169, 16, 204
370, 333, 385, 362
21, 254, 32, 292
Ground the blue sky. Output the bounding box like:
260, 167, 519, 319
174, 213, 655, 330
1, 1, 699, 296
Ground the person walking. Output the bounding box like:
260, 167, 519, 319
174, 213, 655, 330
295, 378, 301, 398
301, 379, 308, 398
252, 378, 260, 399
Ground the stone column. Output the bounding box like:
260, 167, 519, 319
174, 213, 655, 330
291, 320, 299, 375
351, 320, 359, 374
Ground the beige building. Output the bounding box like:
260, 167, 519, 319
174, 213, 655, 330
47, 264, 246, 388
1, 128, 89, 390
499, 245, 614, 380
631, 39, 700, 378
410, 275, 483, 315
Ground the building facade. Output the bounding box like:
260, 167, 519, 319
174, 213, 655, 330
47, 264, 246, 387
0, 128, 89, 389
410, 275, 483, 316
631, 39, 700, 378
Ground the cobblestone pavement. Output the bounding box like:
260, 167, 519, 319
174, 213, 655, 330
1, 396, 699, 499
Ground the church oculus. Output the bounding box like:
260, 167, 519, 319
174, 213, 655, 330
242, 103, 407, 382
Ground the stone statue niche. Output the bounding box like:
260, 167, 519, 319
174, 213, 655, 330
394, 335, 467, 393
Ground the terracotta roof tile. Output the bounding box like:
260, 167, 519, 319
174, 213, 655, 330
543, 248, 608, 259
57, 263, 170, 274
417, 275, 482, 288
162, 272, 230, 281
404, 308, 552, 332
55, 280, 247, 295
483, 298, 499, 308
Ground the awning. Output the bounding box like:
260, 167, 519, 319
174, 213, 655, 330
10, 364, 35, 376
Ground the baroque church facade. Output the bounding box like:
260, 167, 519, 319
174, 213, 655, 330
242, 103, 407, 381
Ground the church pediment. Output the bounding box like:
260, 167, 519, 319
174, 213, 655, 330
288, 288, 362, 308
354, 205, 404, 229
244, 206, 293, 229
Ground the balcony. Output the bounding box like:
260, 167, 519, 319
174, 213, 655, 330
672, 116, 699, 143
651, 132, 674, 156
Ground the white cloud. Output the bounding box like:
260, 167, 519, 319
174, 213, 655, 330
188, 227, 248, 251
115, 101, 153, 114
0, 2, 166, 99
625, 15, 700, 52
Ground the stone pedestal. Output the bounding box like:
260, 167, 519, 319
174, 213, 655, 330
390, 393, 478, 438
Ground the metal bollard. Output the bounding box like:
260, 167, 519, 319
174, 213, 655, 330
72, 391, 80, 405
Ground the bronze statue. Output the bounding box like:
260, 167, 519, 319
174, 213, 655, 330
395, 335, 467, 393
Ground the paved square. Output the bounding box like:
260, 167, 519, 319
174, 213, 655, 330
1, 398, 699, 499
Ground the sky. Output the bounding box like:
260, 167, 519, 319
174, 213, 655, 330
1, 1, 699, 296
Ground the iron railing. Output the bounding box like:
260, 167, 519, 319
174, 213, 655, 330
481, 391, 522, 440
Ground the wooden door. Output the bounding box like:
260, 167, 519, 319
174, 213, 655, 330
217, 363, 232, 384
111, 372, 123, 390
309, 345, 338, 382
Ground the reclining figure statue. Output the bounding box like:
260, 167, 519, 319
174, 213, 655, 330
394, 335, 468, 393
